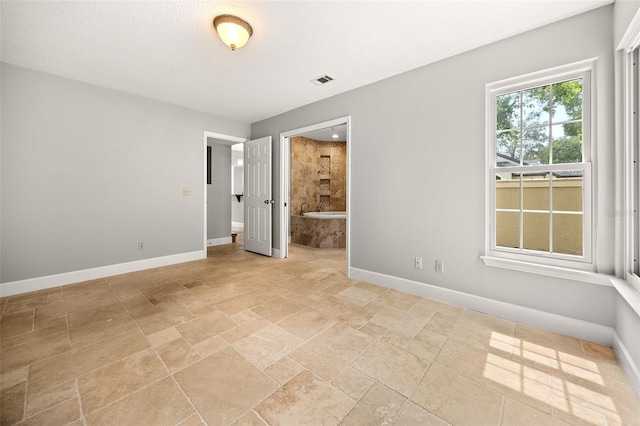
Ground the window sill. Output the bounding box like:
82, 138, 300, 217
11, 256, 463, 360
481, 256, 612, 287
611, 276, 640, 317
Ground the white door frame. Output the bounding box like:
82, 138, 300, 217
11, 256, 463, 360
203, 131, 249, 256
279, 116, 351, 275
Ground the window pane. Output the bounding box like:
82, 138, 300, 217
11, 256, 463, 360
552, 174, 583, 212
553, 214, 583, 256
523, 212, 549, 252
523, 85, 550, 127
523, 127, 549, 165
523, 176, 550, 211
551, 124, 582, 164
496, 130, 521, 165
552, 79, 582, 122
496, 180, 520, 209
496, 211, 520, 249
497, 92, 521, 131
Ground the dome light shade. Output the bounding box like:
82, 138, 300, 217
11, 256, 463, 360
213, 14, 253, 51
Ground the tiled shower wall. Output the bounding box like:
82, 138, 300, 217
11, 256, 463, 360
291, 136, 346, 215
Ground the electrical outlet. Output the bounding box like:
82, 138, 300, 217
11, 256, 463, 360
435, 259, 444, 273
183, 187, 194, 196
138, 241, 145, 250
415, 257, 423, 269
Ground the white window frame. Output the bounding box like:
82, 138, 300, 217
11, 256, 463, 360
483, 59, 598, 279
622, 26, 640, 292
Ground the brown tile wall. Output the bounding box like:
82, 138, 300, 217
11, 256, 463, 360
291, 136, 346, 216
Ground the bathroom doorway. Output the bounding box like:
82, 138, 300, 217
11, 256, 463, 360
279, 116, 351, 275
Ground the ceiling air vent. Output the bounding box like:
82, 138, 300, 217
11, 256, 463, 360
311, 75, 334, 86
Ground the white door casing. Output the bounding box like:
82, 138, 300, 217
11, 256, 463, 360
244, 136, 272, 256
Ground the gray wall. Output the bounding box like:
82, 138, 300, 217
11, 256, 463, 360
207, 142, 232, 240
231, 149, 244, 225
613, 0, 640, 399
1, 63, 250, 283
252, 6, 616, 326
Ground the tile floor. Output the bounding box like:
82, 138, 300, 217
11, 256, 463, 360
1, 242, 639, 425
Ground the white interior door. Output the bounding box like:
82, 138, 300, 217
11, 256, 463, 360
244, 136, 272, 256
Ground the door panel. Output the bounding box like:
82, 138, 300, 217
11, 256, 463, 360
244, 136, 272, 256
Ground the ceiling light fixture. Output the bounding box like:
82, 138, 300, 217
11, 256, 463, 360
213, 14, 253, 51
331, 127, 339, 139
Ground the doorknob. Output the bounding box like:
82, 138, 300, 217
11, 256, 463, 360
264, 199, 274, 204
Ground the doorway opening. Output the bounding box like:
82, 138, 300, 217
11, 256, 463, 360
279, 116, 351, 276
203, 131, 248, 257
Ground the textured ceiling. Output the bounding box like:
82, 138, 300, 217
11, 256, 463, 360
1, 0, 612, 124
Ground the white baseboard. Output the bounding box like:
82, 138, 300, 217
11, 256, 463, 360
613, 331, 640, 402
272, 248, 282, 259
349, 267, 613, 346
0, 251, 206, 297
232, 222, 244, 229
207, 237, 232, 246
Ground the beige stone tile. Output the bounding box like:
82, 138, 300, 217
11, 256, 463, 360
411, 362, 503, 426
503, 398, 567, 426
107, 275, 157, 297
62, 279, 118, 306
2, 288, 62, 316
214, 289, 276, 316
438, 338, 552, 413
21, 397, 82, 425
331, 366, 374, 400
178, 413, 207, 426
156, 337, 202, 373
176, 310, 236, 345
78, 348, 168, 414
358, 322, 388, 338
581, 341, 618, 364
423, 311, 458, 336
251, 297, 302, 322
551, 394, 608, 426
174, 347, 278, 425
232, 324, 304, 369
26, 379, 77, 418
29, 329, 149, 394
373, 289, 421, 311
515, 323, 583, 359
0, 329, 71, 373
0, 365, 28, 391
230, 410, 266, 425
1, 318, 68, 350
0, 310, 34, 340
381, 330, 440, 362
290, 323, 375, 381
86, 377, 194, 426
193, 335, 229, 357
449, 309, 517, 351
264, 356, 304, 385
277, 308, 335, 340
256, 370, 354, 426
369, 306, 430, 337
140, 281, 185, 300
310, 296, 379, 329
352, 340, 431, 397
128, 295, 196, 335
415, 297, 463, 316
333, 286, 378, 306
415, 327, 448, 348
394, 401, 449, 425
67, 301, 137, 348
340, 382, 406, 425
230, 310, 260, 325
1, 381, 26, 425
221, 317, 271, 344
146, 327, 182, 347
